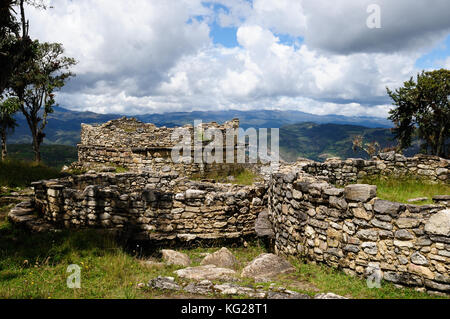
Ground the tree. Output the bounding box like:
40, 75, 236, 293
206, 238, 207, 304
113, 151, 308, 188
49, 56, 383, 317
10, 42, 76, 162
0, 97, 19, 160
352, 135, 381, 157
387, 69, 450, 158
0, 0, 45, 97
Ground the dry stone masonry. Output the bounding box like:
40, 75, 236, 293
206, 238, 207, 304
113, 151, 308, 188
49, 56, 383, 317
75, 117, 242, 176
7, 116, 450, 294
268, 169, 450, 293
26, 171, 267, 242
303, 152, 448, 185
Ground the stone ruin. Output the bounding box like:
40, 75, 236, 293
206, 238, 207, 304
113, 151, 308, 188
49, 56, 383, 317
8, 117, 450, 294
72, 117, 244, 176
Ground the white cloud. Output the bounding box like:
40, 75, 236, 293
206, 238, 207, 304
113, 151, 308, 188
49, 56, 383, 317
24, 0, 450, 118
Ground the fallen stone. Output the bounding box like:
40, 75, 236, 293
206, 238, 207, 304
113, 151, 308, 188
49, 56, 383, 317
200, 247, 238, 269
241, 253, 295, 281
161, 249, 191, 267
148, 276, 181, 291
175, 265, 237, 281
314, 292, 348, 299
266, 291, 310, 299
407, 197, 428, 203
184, 280, 214, 295
214, 283, 266, 298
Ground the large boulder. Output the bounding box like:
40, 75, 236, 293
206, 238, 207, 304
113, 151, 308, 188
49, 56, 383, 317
161, 250, 191, 267
200, 247, 238, 269
174, 265, 237, 281
241, 253, 295, 281
424, 209, 450, 236
344, 184, 377, 202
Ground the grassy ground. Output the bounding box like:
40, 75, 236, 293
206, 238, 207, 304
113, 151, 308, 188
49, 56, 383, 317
360, 176, 450, 204
0, 160, 62, 188
0, 209, 445, 299
190, 168, 261, 185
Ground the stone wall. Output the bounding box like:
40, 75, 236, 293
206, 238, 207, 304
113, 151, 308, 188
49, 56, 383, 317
302, 152, 449, 185
268, 169, 450, 293
76, 117, 243, 176
31, 172, 267, 242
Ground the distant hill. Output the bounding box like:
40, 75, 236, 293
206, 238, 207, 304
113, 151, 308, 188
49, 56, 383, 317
9, 106, 392, 146
6, 144, 77, 169
7, 107, 404, 167
279, 122, 419, 162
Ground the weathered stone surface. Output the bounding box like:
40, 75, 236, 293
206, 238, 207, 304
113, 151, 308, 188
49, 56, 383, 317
267, 291, 310, 299
410, 252, 428, 266
255, 210, 274, 239
374, 200, 401, 216
148, 276, 181, 291
161, 250, 191, 267
174, 265, 237, 281
424, 210, 450, 237
200, 247, 238, 269
314, 293, 347, 299
241, 253, 295, 281
344, 184, 377, 202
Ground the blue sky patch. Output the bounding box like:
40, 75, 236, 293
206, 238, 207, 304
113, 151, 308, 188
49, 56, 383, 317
415, 34, 450, 69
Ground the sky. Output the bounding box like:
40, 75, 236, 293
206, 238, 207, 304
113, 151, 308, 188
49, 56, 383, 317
26, 0, 450, 118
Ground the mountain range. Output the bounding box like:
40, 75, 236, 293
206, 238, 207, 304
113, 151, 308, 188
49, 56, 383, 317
10, 106, 392, 146
8, 106, 409, 164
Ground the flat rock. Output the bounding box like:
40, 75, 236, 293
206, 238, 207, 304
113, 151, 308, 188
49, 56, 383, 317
241, 253, 295, 281
161, 249, 191, 267
148, 276, 181, 291
314, 292, 348, 299
407, 197, 428, 203
267, 291, 311, 299
174, 265, 237, 281
200, 247, 238, 269
424, 209, 450, 236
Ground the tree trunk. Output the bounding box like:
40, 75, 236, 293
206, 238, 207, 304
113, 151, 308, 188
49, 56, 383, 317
436, 125, 445, 158
32, 133, 41, 163
1, 129, 7, 161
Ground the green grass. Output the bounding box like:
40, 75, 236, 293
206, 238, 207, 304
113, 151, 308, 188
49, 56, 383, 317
0, 216, 444, 299
0, 160, 62, 188
7, 144, 77, 169
191, 168, 261, 185
360, 176, 450, 204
